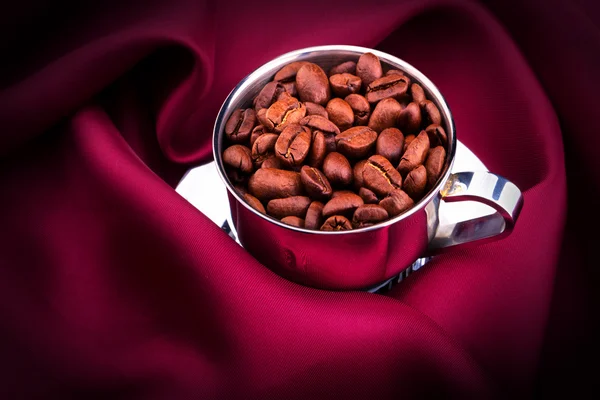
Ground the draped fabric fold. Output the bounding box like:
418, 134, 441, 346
1, 0, 597, 397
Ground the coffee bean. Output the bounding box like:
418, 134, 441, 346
368, 98, 402, 133
251, 133, 278, 168
296, 63, 331, 106
223, 144, 253, 175
403, 134, 415, 153
306, 131, 327, 168
322, 192, 364, 218
261, 156, 283, 169
329, 61, 356, 76
376, 127, 404, 166
256, 108, 269, 129
326, 98, 354, 131
225, 108, 256, 143
300, 115, 340, 153
305, 201, 325, 230
398, 130, 430, 176
353, 159, 368, 189
305, 102, 329, 119
379, 189, 414, 217
352, 204, 389, 228
365, 74, 410, 103
264, 96, 307, 133
254, 81, 285, 111
250, 125, 267, 147
267, 196, 312, 219
234, 184, 248, 196
410, 83, 426, 104
300, 166, 333, 200
421, 100, 442, 126
248, 168, 302, 201
386, 69, 404, 76
335, 126, 378, 159
332, 190, 355, 198
320, 215, 353, 231
358, 187, 379, 204
356, 52, 382, 89
274, 61, 309, 83
403, 165, 427, 200
243, 193, 266, 214
329, 73, 362, 98
363, 155, 403, 197
323, 152, 353, 187
425, 146, 447, 188
282, 82, 297, 97
281, 216, 305, 228
425, 124, 448, 148
397, 102, 422, 134
274, 124, 312, 168
344, 94, 370, 126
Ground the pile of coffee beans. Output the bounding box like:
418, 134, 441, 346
221, 52, 448, 231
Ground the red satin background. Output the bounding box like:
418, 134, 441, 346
1, 0, 598, 398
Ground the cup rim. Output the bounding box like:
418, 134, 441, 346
213, 44, 457, 235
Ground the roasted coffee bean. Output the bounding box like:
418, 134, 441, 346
282, 82, 297, 97
223, 144, 253, 174
261, 156, 283, 169
251, 133, 278, 168
320, 215, 353, 231
421, 100, 442, 126
403, 165, 427, 200
352, 204, 389, 228
365, 74, 410, 103
243, 193, 266, 214
225, 108, 256, 143
358, 187, 379, 204
356, 52, 382, 88
410, 83, 426, 104
267, 196, 311, 219
234, 184, 248, 196
425, 146, 446, 188
254, 81, 285, 111
425, 124, 448, 147
300, 115, 340, 152
386, 69, 404, 76
397, 102, 422, 134
398, 130, 430, 176
335, 126, 378, 159
227, 169, 246, 185
305, 131, 327, 168
363, 155, 403, 197
344, 94, 370, 126
281, 216, 305, 227
300, 166, 333, 200
368, 98, 402, 133
376, 127, 404, 166
353, 159, 368, 189
323, 152, 353, 187
296, 63, 331, 105
326, 98, 354, 131
274, 61, 309, 83
256, 108, 269, 128
332, 190, 355, 198
277, 91, 293, 101
379, 189, 414, 217
322, 192, 364, 218
305, 102, 329, 119
264, 96, 306, 133
403, 134, 415, 153
250, 125, 267, 147
305, 201, 325, 230
329, 73, 362, 98
248, 168, 302, 201
275, 124, 312, 167
329, 61, 356, 76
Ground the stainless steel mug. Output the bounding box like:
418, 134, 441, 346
213, 45, 523, 290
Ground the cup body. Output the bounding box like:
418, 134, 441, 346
214, 45, 456, 290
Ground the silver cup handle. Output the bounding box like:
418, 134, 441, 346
428, 171, 524, 251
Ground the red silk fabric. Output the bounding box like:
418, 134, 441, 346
1, 0, 598, 397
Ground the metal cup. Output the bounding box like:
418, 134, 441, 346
213, 45, 523, 290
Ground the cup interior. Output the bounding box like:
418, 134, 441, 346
213, 45, 456, 235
